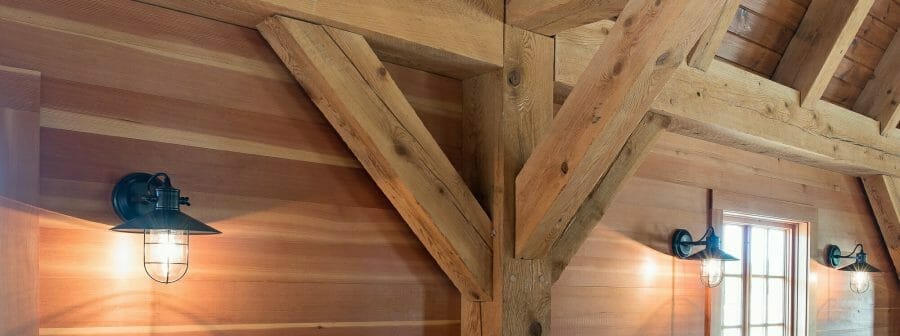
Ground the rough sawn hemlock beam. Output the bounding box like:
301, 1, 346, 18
861, 175, 900, 280
515, 0, 727, 259
258, 16, 494, 301
555, 24, 900, 177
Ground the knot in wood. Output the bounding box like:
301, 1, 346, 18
529, 321, 543, 336
508, 70, 521, 86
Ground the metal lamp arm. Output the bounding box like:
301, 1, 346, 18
836, 244, 864, 259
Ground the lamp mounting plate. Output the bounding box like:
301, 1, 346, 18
672, 229, 693, 259
111, 172, 162, 221
826, 244, 841, 268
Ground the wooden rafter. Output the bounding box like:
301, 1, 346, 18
555, 27, 900, 177
773, 0, 873, 108
855, 31, 900, 135
687, 0, 742, 70
506, 0, 627, 36
515, 0, 727, 259
258, 16, 493, 301
139, 0, 503, 78
861, 175, 900, 279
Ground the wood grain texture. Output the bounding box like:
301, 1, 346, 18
654, 61, 900, 176
548, 113, 670, 280
861, 175, 900, 279
505, 0, 627, 35
774, 0, 873, 108
13, 1, 464, 334
554, 25, 900, 176
855, 31, 900, 134
0, 64, 40, 336
136, 0, 503, 79
515, 0, 726, 258
553, 131, 900, 335
461, 25, 555, 336
688, 0, 743, 70
258, 17, 492, 301
0, 197, 39, 336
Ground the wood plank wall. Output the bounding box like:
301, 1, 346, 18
554, 132, 900, 336
0, 1, 897, 336
0, 0, 461, 335
0, 64, 41, 336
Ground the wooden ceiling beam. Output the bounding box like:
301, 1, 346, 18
855, 31, 900, 135
138, 0, 504, 79
687, 0, 742, 70
506, 0, 627, 36
514, 0, 727, 259
556, 26, 900, 177
258, 16, 493, 301
773, 0, 873, 108
861, 175, 900, 279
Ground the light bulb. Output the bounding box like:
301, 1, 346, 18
144, 229, 189, 283
701, 258, 725, 288
849, 271, 870, 294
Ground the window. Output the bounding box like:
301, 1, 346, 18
714, 213, 797, 336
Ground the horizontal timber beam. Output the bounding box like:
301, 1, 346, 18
515, 0, 726, 259
138, 0, 504, 79
861, 175, 900, 279
506, 0, 627, 35
258, 16, 493, 300
555, 23, 900, 177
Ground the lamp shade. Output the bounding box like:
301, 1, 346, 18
110, 210, 220, 234
684, 233, 739, 261
836, 252, 881, 273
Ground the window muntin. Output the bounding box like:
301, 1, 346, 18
718, 217, 793, 336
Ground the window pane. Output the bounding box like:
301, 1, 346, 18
767, 278, 784, 324
722, 328, 740, 336
750, 326, 766, 336
768, 229, 785, 276
767, 326, 784, 336
721, 276, 743, 326
751, 227, 767, 275
750, 277, 766, 325
723, 224, 743, 275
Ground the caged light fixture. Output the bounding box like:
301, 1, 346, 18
826, 244, 880, 294
671, 227, 739, 288
110, 172, 221, 283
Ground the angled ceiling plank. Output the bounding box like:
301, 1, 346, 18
515, 0, 728, 259
258, 16, 493, 301
855, 31, 900, 135
555, 27, 900, 177
506, 0, 628, 35
773, 0, 873, 108
687, 0, 742, 70
138, 0, 503, 78
861, 175, 900, 279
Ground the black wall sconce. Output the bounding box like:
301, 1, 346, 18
111, 172, 221, 283
826, 244, 880, 293
672, 227, 739, 288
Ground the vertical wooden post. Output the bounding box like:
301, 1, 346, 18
461, 25, 555, 335
0, 65, 41, 336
